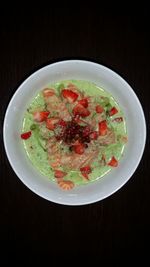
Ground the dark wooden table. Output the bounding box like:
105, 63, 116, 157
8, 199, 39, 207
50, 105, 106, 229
0, 9, 149, 264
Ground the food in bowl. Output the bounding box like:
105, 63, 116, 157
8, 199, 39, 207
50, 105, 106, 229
4, 59, 146, 204
21, 80, 127, 190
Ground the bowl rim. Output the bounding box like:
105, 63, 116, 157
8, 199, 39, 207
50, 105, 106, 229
3, 59, 147, 205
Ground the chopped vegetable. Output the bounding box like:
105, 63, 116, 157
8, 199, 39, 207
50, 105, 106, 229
46, 118, 59, 130
100, 154, 106, 166
80, 166, 92, 179
21, 131, 32, 140
106, 103, 112, 111
108, 156, 118, 167
82, 126, 91, 137
56, 83, 65, 90
58, 119, 67, 127
33, 111, 50, 122
74, 143, 85, 154
109, 107, 118, 116
30, 124, 37, 130
90, 131, 98, 140
99, 120, 107, 136
99, 97, 109, 107
78, 98, 88, 108
96, 105, 104, 113
73, 104, 90, 117
62, 89, 78, 103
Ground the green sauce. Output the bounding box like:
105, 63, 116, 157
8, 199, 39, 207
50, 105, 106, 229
22, 80, 127, 185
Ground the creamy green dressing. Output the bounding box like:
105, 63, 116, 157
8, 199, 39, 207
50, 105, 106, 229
22, 80, 127, 185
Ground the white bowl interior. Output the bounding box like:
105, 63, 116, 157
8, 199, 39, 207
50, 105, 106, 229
3, 60, 146, 205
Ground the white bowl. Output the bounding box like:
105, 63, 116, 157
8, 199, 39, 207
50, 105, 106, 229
3, 60, 146, 205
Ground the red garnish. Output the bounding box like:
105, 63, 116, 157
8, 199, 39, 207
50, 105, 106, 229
82, 126, 91, 137
46, 118, 59, 130
21, 131, 32, 140
108, 156, 118, 167
33, 111, 50, 122
78, 98, 88, 108
73, 114, 81, 123
109, 107, 118, 116
43, 88, 55, 97
58, 119, 67, 127
62, 89, 78, 103
90, 131, 98, 140
99, 120, 107, 136
96, 105, 104, 113
74, 143, 85, 154
112, 117, 123, 123
80, 166, 92, 179
73, 104, 90, 117
54, 170, 67, 179
58, 119, 91, 144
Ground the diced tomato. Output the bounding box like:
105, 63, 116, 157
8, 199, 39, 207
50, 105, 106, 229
46, 118, 59, 130
90, 131, 98, 140
21, 131, 32, 140
73, 104, 90, 117
58, 119, 67, 127
43, 88, 55, 97
62, 89, 78, 103
54, 170, 67, 179
96, 105, 104, 114
78, 98, 88, 108
112, 117, 123, 123
80, 166, 92, 179
108, 156, 118, 167
74, 143, 85, 154
33, 111, 50, 122
99, 120, 107, 136
109, 107, 118, 116
80, 166, 91, 174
